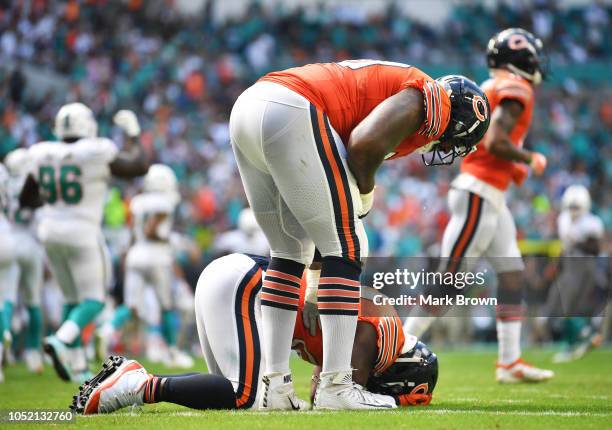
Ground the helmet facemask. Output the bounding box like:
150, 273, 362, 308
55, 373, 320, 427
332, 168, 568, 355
366, 341, 439, 401
422, 76, 490, 166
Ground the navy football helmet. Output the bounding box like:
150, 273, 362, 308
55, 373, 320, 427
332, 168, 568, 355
367, 340, 438, 405
422, 75, 490, 166
487, 28, 547, 84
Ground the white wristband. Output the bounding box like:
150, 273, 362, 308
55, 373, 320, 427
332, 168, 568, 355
305, 268, 321, 304
360, 187, 375, 217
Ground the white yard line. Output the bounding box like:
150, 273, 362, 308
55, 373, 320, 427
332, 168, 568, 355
85, 409, 610, 418
414, 409, 610, 417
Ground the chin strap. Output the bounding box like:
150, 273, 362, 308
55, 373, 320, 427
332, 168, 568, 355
501, 65, 541, 85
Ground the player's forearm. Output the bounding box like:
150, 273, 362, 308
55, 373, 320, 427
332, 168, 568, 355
351, 322, 378, 386
487, 138, 532, 164
110, 142, 150, 178
347, 142, 383, 194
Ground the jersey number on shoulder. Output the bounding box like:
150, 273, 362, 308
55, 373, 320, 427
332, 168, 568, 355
38, 165, 83, 204
337, 59, 412, 70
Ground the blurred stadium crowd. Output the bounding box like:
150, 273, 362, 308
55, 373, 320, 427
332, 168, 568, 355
0, 0, 610, 270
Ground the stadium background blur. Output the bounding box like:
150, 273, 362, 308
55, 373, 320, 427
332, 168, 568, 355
0, 0, 610, 347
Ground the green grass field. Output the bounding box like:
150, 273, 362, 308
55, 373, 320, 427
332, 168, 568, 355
1, 348, 611, 430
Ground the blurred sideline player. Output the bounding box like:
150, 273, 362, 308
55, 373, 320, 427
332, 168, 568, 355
72, 253, 438, 414
214, 207, 269, 256
98, 164, 192, 368
20, 103, 149, 382
0, 163, 15, 383
3, 149, 45, 373
551, 185, 605, 363
231, 60, 489, 410
405, 29, 553, 383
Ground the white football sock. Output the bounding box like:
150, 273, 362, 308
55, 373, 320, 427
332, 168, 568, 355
56, 320, 80, 345
497, 320, 521, 365
320, 314, 357, 374
262, 307, 297, 374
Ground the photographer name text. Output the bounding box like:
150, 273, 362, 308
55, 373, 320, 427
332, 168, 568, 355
373, 294, 497, 307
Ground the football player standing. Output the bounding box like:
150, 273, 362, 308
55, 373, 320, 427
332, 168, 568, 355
0, 163, 15, 383
406, 29, 554, 383
551, 185, 605, 362
20, 103, 149, 382
229, 60, 489, 409
3, 148, 46, 373
99, 164, 192, 368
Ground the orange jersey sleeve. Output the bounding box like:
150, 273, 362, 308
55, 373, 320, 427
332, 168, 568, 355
359, 313, 406, 374
260, 60, 450, 159
292, 293, 405, 374
460, 71, 535, 190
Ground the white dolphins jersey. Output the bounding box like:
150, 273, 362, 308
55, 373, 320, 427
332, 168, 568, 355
130, 191, 177, 243
27, 138, 118, 244
557, 210, 604, 254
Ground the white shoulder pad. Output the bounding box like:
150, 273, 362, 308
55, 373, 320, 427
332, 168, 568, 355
73, 137, 119, 163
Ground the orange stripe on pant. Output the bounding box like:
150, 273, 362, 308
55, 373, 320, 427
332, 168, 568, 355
315, 108, 357, 261
235, 268, 262, 409
447, 193, 483, 273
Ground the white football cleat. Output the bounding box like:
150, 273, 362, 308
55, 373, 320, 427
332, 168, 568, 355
43, 335, 72, 381
71, 356, 152, 414
552, 350, 574, 364
3, 331, 15, 365
553, 333, 602, 364
496, 358, 554, 383
313, 370, 397, 410
24, 349, 44, 374
259, 372, 309, 411
571, 333, 602, 361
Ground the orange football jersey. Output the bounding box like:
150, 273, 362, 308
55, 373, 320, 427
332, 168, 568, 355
292, 288, 405, 375
260, 60, 451, 159
460, 70, 535, 190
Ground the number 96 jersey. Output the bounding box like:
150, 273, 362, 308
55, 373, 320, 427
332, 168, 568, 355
27, 138, 119, 245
